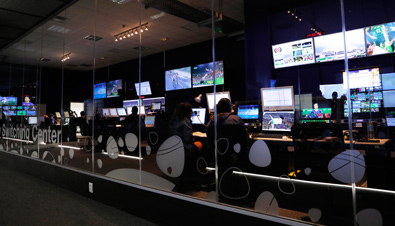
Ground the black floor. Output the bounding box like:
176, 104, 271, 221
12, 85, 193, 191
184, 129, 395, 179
0, 163, 158, 226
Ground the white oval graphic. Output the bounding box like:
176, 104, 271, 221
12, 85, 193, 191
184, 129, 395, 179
308, 208, 322, 222
106, 136, 119, 159
356, 208, 382, 226
156, 136, 185, 178
254, 191, 279, 216
328, 150, 365, 184
124, 133, 138, 152
233, 143, 241, 153
249, 140, 271, 167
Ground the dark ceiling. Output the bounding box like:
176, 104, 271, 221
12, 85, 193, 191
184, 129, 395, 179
0, 0, 78, 52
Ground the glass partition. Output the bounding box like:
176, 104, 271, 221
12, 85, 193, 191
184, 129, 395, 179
2, 0, 395, 225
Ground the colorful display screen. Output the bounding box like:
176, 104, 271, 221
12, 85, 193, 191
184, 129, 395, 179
192, 61, 224, 88
272, 38, 315, 69
94, 82, 106, 99
191, 108, 206, 125
165, 67, 191, 91
237, 104, 260, 119
365, 22, 395, 56
0, 97, 17, 106
343, 68, 380, 89
262, 111, 295, 132
107, 79, 122, 98
302, 108, 332, 119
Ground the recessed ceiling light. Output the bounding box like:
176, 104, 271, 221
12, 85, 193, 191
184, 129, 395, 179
150, 12, 166, 20
47, 25, 71, 34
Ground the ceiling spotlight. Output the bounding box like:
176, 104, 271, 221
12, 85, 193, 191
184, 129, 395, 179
119, 36, 123, 40
145, 26, 148, 31
127, 33, 130, 37
291, 13, 294, 16
123, 34, 126, 38
287, 10, 290, 13
115, 37, 118, 41
135, 30, 138, 34
140, 28, 144, 32
295, 16, 298, 18
299, 18, 302, 21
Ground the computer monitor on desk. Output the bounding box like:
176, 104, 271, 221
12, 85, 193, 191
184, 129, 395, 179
145, 115, 155, 127
191, 108, 206, 125
261, 111, 294, 132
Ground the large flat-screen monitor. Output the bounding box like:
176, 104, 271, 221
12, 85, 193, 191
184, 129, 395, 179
206, 91, 231, 113
123, 99, 140, 108
237, 104, 260, 120
261, 86, 295, 111
117, 108, 127, 116
135, 81, 152, 96
94, 82, 106, 99
107, 79, 122, 98
314, 29, 366, 62
192, 61, 224, 88
29, 117, 38, 125
272, 38, 315, 69
141, 97, 165, 111
384, 91, 395, 107
102, 108, 110, 117
365, 22, 395, 56
191, 108, 206, 125
302, 107, 332, 119
343, 68, 381, 89
382, 73, 395, 90
387, 118, 395, 127
319, 84, 345, 99
0, 96, 17, 106
165, 66, 192, 91
126, 106, 145, 115
261, 111, 295, 132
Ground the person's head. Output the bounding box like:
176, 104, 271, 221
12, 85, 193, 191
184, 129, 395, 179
172, 102, 192, 120
313, 103, 319, 110
217, 98, 232, 114
332, 91, 338, 99
24, 96, 30, 103
132, 106, 138, 115
80, 111, 86, 118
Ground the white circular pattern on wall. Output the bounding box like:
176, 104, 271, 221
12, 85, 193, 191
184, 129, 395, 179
356, 209, 382, 226
106, 136, 119, 159
125, 133, 138, 152
308, 208, 322, 222
156, 136, 185, 178
328, 150, 365, 184
249, 140, 271, 167
97, 159, 103, 168
254, 191, 279, 215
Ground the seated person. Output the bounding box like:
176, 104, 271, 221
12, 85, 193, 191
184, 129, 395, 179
123, 106, 147, 138
169, 102, 195, 150
77, 111, 90, 136
207, 98, 244, 126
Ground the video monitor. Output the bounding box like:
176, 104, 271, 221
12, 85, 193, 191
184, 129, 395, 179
4, 110, 16, 116
3, 106, 10, 110
109, 108, 118, 117
64, 111, 70, 118
191, 108, 206, 125
192, 61, 224, 88
272, 38, 315, 69
107, 79, 122, 98
314, 29, 366, 62
319, 84, 346, 99
102, 108, 110, 117
382, 73, 395, 90
55, 112, 61, 118
16, 110, 26, 116
206, 91, 231, 113
94, 82, 106, 99
261, 111, 295, 132
142, 97, 165, 111
343, 68, 380, 89
28, 117, 38, 125
237, 104, 260, 120
384, 91, 395, 107
165, 66, 192, 91
145, 115, 155, 127
302, 107, 332, 119
365, 22, 395, 56
17, 106, 23, 110
127, 106, 145, 115
117, 108, 127, 117
123, 99, 140, 108
26, 110, 36, 116
261, 86, 295, 111
0, 97, 17, 106
387, 118, 395, 127
135, 81, 152, 96
151, 102, 161, 111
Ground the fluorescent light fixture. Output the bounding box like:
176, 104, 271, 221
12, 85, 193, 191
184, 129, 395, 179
58, 145, 81, 150
102, 152, 143, 160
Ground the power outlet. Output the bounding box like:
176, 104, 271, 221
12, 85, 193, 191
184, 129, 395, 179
89, 182, 93, 193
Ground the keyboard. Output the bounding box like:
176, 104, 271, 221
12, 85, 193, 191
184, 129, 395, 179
251, 133, 286, 139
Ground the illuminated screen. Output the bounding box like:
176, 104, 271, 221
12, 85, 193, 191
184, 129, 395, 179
107, 79, 122, 98
17, 110, 26, 116
382, 73, 395, 90
262, 111, 294, 132
102, 108, 110, 117
55, 112, 61, 118
127, 106, 145, 115
135, 81, 152, 96
302, 108, 332, 119
142, 97, 165, 111
4, 110, 16, 116
123, 99, 140, 108
272, 38, 315, 69
387, 118, 395, 127
319, 84, 346, 99
29, 117, 38, 124
26, 110, 36, 116
109, 108, 118, 117
384, 91, 395, 107
151, 102, 161, 111
343, 68, 380, 89
165, 67, 192, 91
365, 22, 395, 56
314, 29, 366, 62
0, 96, 17, 106
94, 82, 106, 99
261, 86, 294, 111
192, 61, 224, 88
145, 115, 155, 127
191, 108, 206, 125
206, 91, 231, 112
117, 108, 127, 116
64, 111, 70, 118
237, 105, 259, 119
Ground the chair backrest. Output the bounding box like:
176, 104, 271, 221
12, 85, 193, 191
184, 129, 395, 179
206, 124, 249, 167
